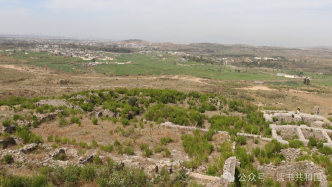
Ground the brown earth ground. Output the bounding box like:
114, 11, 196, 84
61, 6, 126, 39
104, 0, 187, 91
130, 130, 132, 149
1, 55, 332, 185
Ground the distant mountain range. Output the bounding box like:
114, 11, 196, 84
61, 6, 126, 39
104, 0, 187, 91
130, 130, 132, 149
299, 46, 332, 50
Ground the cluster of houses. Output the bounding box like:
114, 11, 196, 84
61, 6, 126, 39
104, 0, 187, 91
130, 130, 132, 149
82, 61, 132, 67
254, 57, 279, 60
276, 73, 313, 79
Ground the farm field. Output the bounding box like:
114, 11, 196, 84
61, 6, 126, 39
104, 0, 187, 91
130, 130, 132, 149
9, 52, 289, 81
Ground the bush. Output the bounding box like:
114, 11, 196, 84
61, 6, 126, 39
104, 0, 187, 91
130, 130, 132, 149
59, 118, 68, 127
92, 118, 98, 125
93, 155, 103, 165
15, 125, 43, 144
91, 140, 98, 148
47, 135, 53, 142
154, 146, 163, 153
114, 140, 121, 147
13, 114, 21, 121
31, 175, 47, 187
289, 140, 304, 148
181, 130, 214, 168
99, 144, 114, 152
80, 166, 96, 181
319, 146, 332, 155
120, 118, 129, 126
2, 119, 12, 127
206, 165, 217, 176
79, 142, 89, 148
163, 148, 171, 157
128, 97, 138, 107
254, 139, 259, 144
125, 147, 134, 155
139, 143, 149, 151
144, 148, 153, 157
54, 152, 67, 161
308, 137, 317, 148
160, 137, 174, 145
3, 154, 13, 164
236, 135, 247, 145
70, 117, 81, 125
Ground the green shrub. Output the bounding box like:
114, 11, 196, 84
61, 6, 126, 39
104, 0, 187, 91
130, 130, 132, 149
13, 114, 21, 121
59, 118, 68, 127
139, 143, 149, 150
120, 118, 129, 126
99, 144, 114, 152
125, 147, 134, 155
163, 148, 171, 157
15, 125, 43, 144
254, 139, 259, 144
289, 140, 304, 148
80, 166, 96, 181
79, 142, 89, 148
93, 155, 103, 165
253, 147, 261, 157
319, 146, 332, 155
70, 117, 81, 125
128, 97, 138, 107
144, 148, 153, 157
92, 118, 98, 125
272, 117, 278, 122
47, 135, 53, 142
308, 137, 317, 148
206, 164, 217, 176
2, 119, 12, 127
91, 140, 98, 148
236, 135, 247, 145
3, 154, 13, 164
160, 137, 174, 145
154, 146, 163, 153
181, 130, 213, 168
317, 142, 324, 149
54, 153, 67, 161
114, 140, 121, 147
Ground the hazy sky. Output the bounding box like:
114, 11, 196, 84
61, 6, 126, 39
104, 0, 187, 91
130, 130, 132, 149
1, 0, 331, 47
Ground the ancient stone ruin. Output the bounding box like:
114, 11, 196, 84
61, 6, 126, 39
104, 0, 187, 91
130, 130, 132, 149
263, 110, 331, 128
160, 122, 229, 135
270, 124, 332, 147
258, 161, 328, 187
35, 99, 83, 111
34, 110, 63, 123
95, 109, 117, 118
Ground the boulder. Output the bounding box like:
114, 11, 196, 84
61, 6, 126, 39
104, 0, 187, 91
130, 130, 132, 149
3, 125, 16, 133
79, 154, 95, 164
20, 143, 38, 153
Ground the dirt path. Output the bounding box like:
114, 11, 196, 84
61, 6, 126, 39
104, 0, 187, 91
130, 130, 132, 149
71, 75, 213, 85
288, 91, 332, 116
240, 85, 276, 91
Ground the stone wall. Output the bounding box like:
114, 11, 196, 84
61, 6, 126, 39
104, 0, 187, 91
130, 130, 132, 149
263, 110, 331, 127
270, 124, 332, 147
258, 161, 327, 187
302, 128, 326, 141
35, 99, 83, 111
160, 122, 229, 135
34, 110, 63, 123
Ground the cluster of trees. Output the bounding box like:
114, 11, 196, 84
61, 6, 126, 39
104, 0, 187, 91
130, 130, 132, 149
236, 60, 284, 69
303, 78, 310, 85
182, 55, 214, 64
182, 129, 214, 169
61, 44, 133, 53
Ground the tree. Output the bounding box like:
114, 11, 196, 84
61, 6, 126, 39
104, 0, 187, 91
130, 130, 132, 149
303, 78, 310, 85
128, 97, 138, 107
